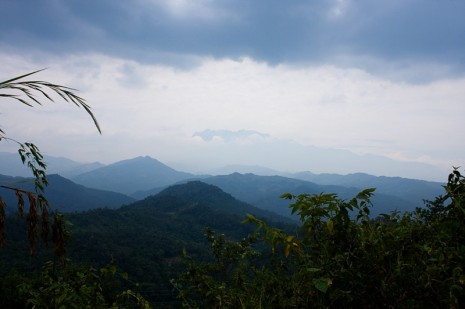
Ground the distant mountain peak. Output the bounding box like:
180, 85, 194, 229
72, 156, 194, 195
206, 164, 281, 176
114, 155, 162, 165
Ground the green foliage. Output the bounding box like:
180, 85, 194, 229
173, 228, 261, 308
0, 69, 101, 198
0, 182, 266, 305
0, 70, 101, 262
175, 169, 465, 308
0, 71, 153, 308
19, 261, 108, 309
0, 260, 151, 309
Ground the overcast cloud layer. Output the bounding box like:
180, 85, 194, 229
1, 0, 464, 181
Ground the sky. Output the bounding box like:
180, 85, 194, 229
1, 0, 465, 181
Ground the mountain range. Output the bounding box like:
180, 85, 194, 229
0, 153, 450, 304
0, 152, 446, 218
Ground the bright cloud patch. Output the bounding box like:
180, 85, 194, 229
1, 52, 464, 179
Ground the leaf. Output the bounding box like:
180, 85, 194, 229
326, 220, 334, 235
245, 213, 256, 220
280, 193, 293, 200
0, 70, 101, 133
284, 244, 291, 257
121, 272, 129, 281
312, 277, 329, 293
0, 69, 45, 84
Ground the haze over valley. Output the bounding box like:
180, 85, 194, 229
0, 152, 445, 218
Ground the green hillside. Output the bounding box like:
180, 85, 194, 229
0, 181, 295, 305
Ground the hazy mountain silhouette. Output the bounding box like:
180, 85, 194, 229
198, 173, 427, 217
0, 174, 134, 212
133, 172, 426, 218
291, 171, 444, 205
205, 164, 281, 176
0, 152, 104, 178
1, 151, 446, 218
72, 156, 195, 195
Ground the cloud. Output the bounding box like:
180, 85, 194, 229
193, 129, 269, 143
147, 0, 234, 21
1, 1, 464, 181
328, 0, 351, 19
1, 52, 464, 180
1, 0, 464, 82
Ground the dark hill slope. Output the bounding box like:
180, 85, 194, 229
0, 174, 134, 212
0, 181, 295, 304
154, 180, 293, 222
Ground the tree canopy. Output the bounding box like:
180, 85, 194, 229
175, 169, 465, 308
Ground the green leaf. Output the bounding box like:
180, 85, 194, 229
280, 193, 293, 200
121, 272, 129, 281
313, 277, 329, 293
326, 220, 334, 235
284, 243, 291, 257
241, 213, 257, 224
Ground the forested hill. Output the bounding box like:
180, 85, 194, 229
153, 180, 293, 222
0, 180, 296, 305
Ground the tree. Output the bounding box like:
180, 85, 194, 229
1, 260, 152, 308
0, 70, 101, 264
0, 70, 154, 308
174, 169, 465, 308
